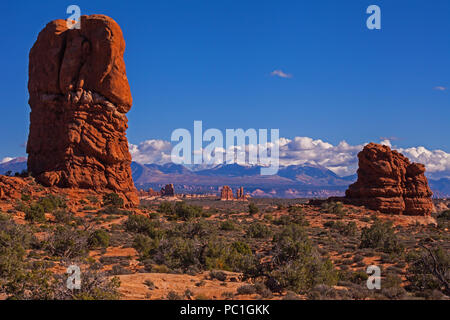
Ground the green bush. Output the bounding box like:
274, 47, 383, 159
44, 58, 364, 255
0, 218, 32, 284
153, 237, 202, 270
25, 203, 46, 223
287, 206, 304, 214
248, 203, 259, 215
325, 221, 357, 236
38, 195, 67, 212
102, 193, 124, 208
45, 226, 88, 259
53, 209, 73, 224
246, 223, 272, 238
133, 234, 159, 259
158, 201, 174, 214
321, 201, 346, 217
173, 202, 203, 220
220, 220, 236, 231
210, 270, 227, 281
125, 215, 161, 238
269, 224, 339, 293
88, 229, 110, 248
274, 215, 309, 227
203, 239, 258, 274
360, 221, 403, 254
407, 246, 449, 295
170, 220, 211, 239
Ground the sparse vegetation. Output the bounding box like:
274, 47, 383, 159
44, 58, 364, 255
360, 221, 403, 254
248, 203, 259, 215
103, 193, 124, 208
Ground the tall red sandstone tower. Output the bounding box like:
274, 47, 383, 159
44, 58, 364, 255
26, 15, 138, 205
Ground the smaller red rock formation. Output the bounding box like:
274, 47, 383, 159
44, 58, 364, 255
236, 186, 247, 200
220, 186, 234, 200
161, 184, 175, 197
138, 188, 161, 197
345, 143, 433, 216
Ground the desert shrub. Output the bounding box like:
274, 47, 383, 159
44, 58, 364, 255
38, 195, 67, 212
274, 214, 309, 227
287, 206, 304, 214
133, 234, 159, 259
254, 281, 273, 298
25, 203, 46, 223
231, 241, 252, 255
0, 218, 32, 280
360, 221, 403, 254
152, 237, 202, 270
220, 220, 236, 231
45, 226, 88, 259
248, 203, 259, 215
53, 209, 73, 224
51, 264, 121, 300
158, 201, 174, 214
97, 205, 129, 215
321, 201, 346, 217
167, 291, 182, 300
325, 221, 357, 237
210, 270, 227, 281
88, 229, 110, 248
269, 224, 339, 293
236, 284, 256, 295
0, 219, 58, 299
173, 202, 203, 220
144, 279, 155, 289
381, 273, 407, 299
14, 201, 28, 212
203, 240, 258, 274
102, 193, 124, 208
350, 270, 369, 283
406, 246, 449, 295
125, 215, 162, 238
246, 223, 272, 238
170, 220, 211, 239
437, 210, 450, 229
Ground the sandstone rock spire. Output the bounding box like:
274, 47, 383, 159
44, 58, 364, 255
27, 15, 138, 205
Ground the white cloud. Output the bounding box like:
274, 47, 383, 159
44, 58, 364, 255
0, 157, 14, 164
270, 70, 292, 79
129, 140, 173, 165
129, 137, 450, 179
433, 86, 447, 91
397, 146, 450, 179
379, 139, 392, 147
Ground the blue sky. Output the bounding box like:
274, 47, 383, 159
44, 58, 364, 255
1, 0, 449, 162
